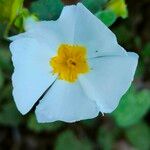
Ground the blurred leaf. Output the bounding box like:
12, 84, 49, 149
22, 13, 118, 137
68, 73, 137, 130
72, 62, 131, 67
82, 0, 108, 13
125, 122, 150, 150
142, 43, 150, 57
55, 130, 93, 150
135, 61, 145, 77
0, 48, 11, 71
0, 24, 5, 39
134, 36, 142, 50
97, 125, 119, 150
14, 8, 38, 31
14, 8, 31, 30
96, 10, 117, 26
0, 0, 24, 37
1, 84, 13, 101
81, 118, 97, 127
113, 86, 150, 127
10, 0, 24, 22
30, 0, 63, 20
107, 0, 128, 18
27, 115, 63, 132
0, 103, 22, 126
0, 68, 4, 89
0, 0, 23, 22
113, 25, 132, 46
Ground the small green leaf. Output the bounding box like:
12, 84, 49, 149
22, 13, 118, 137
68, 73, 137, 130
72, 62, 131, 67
55, 130, 93, 150
27, 115, 63, 132
107, 0, 128, 18
30, 0, 63, 20
0, 103, 22, 126
14, 8, 30, 30
96, 10, 117, 26
14, 8, 38, 31
125, 122, 150, 150
112, 86, 150, 127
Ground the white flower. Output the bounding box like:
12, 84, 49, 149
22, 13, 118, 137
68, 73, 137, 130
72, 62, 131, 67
9, 3, 138, 123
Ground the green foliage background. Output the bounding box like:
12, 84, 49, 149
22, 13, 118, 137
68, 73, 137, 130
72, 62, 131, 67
0, 0, 150, 149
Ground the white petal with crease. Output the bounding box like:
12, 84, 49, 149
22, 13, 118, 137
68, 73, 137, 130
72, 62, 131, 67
10, 38, 57, 114
74, 3, 126, 58
79, 52, 138, 113
36, 80, 99, 123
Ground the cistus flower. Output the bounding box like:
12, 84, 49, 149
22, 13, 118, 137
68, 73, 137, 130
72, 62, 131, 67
9, 3, 138, 123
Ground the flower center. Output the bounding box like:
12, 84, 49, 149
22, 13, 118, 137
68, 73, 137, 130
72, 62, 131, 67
50, 44, 89, 83
67, 58, 77, 67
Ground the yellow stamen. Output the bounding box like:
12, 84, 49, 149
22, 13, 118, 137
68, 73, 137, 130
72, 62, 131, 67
50, 44, 89, 83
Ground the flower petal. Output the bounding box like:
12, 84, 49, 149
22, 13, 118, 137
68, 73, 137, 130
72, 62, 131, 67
10, 38, 57, 114
9, 21, 63, 51
79, 52, 138, 113
9, 5, 77, 45
74, 3, 126, 58
10, 3, 125, 58
35, 80, 99, 123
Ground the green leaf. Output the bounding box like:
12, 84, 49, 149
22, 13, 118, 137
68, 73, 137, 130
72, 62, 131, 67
0, 0, 24, 37
27, 115, 63, 132
82, 0, 108, 13
0, 0, 23, 21
14, 8, 38, 31
0, 48, 11, 71
112, 86, 150, 127
10, 0, 24, 22
55, 130, 93, 150
0, 103, 22, 126
30, 0, 63, 20
125, 122, 150, 150
97, 126, 119, 150
14, 8, 30, 30
107, 0, 128, 18
96, 10, 117, 27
